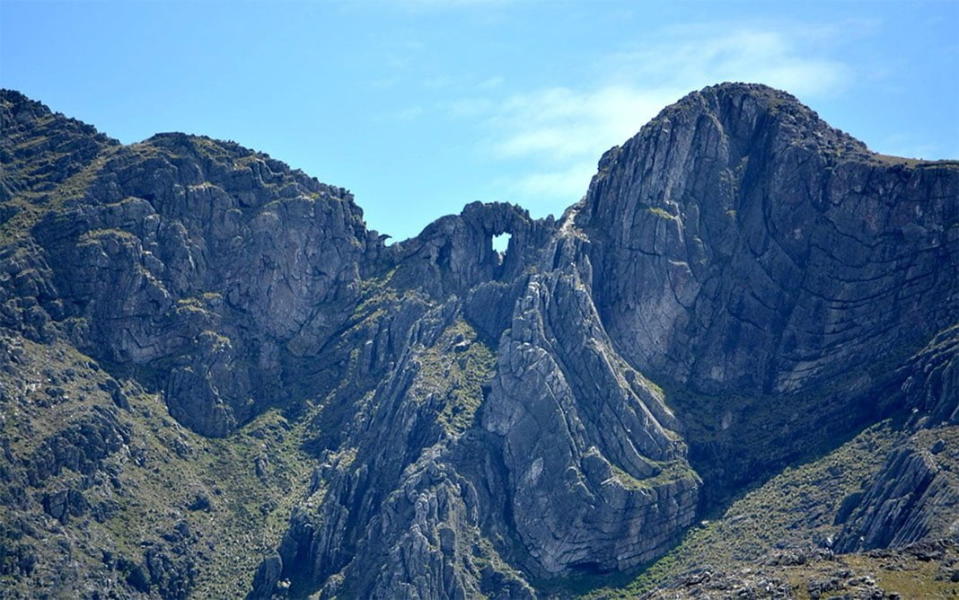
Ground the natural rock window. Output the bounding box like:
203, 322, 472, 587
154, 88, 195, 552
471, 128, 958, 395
491, 232, 511, 254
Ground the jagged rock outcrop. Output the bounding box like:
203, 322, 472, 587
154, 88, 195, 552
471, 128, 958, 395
0, 90, 116, 205
483, 229, 699, 576
2, 92, 385, 436
834, 326, 959, 553
576, 84, 959, 502
834, 436, 959, 552
580, 84, 959, 396
1, 84, 957, 599
903, 325, 959, 428
390, 201, 554, 299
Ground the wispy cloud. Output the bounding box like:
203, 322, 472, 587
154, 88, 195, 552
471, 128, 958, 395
511, 163, 597, 198
607, 27, 849, 98
452, 24, 855, 210
478, 76, 504, 90
877, 133, 948, 160
488, 85, 677, 162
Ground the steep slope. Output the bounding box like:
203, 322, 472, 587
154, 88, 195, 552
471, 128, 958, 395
583, 85, 958, 396
0, 334, 319, 598
1, 90, 385, 598
2, 89, 385, 438
578, 83, 959, 501
1, 84, 957, 600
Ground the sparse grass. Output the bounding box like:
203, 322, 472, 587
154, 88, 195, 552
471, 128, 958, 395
0, 146, 117, 242
0, 334, 317, 598
856, 554, 959, 599
79, 228, 138, 241
408, 319, 496, 436
777, 550, 959, 600
646, 206, 676, 220
576, 421, 899, 599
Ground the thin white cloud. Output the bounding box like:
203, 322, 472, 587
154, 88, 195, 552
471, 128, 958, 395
424, 76, 454, 89
489, 85, 677, 162
447, 97, 495, 118
512, 163, 597, 198
609, 28, 849, 98
452, 24, 854, 206
877, 133, 949, 160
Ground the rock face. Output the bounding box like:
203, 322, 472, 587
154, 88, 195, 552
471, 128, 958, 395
3, 94, 380, 436
834, 326, 959, 553
483, 230, 698, 576
580, 84, 959, 396
1, 84, 958, 599
577, 84, 959, 503
835, 440, 959, 552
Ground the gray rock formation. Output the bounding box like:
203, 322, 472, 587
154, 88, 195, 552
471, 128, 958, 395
483, 229, 698, 576
1, 83, 957, 599
579, 84, 959, 397
903, 325, 959, 428
834, 440, 959, 552
4, 99, 382, 436
834, 325, 959, 553
577, 84, 959, 503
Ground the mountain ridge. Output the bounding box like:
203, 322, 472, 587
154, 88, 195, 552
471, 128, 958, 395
1, 83, 957, 599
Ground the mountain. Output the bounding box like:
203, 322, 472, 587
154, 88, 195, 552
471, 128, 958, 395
1, 83, 957, 600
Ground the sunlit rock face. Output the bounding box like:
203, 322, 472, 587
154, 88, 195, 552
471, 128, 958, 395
580, 83, 959, 397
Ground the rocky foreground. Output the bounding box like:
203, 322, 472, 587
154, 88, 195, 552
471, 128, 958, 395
1, 84, 957, 599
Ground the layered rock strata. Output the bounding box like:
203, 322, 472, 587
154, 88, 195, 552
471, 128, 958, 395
1, 84, 957, 599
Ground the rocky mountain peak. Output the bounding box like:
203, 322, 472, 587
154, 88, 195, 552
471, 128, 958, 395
668, 82, 865, 149
580, 82, 958, 397
1, 85, 957, 600
1, 89, 118, 206
592, 82, 882, 193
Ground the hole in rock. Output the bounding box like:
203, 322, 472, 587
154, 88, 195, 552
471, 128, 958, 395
491, 232, 511, 253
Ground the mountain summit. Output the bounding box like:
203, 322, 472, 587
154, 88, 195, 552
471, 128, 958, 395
1, 84, 957, 599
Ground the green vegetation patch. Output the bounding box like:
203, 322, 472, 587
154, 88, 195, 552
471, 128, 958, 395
646, 206, 676, 220
408, 319, 496, 436
0, 334, 316, 598
578, 421, 898, 598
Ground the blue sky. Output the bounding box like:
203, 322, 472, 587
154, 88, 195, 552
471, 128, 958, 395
2, 1, 957, 242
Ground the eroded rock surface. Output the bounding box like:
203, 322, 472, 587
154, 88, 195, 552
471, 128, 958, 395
1, 84, 957, 599
580, 84, 959, 396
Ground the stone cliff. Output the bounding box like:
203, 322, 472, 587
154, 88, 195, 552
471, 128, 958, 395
1, 84, 957, 599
